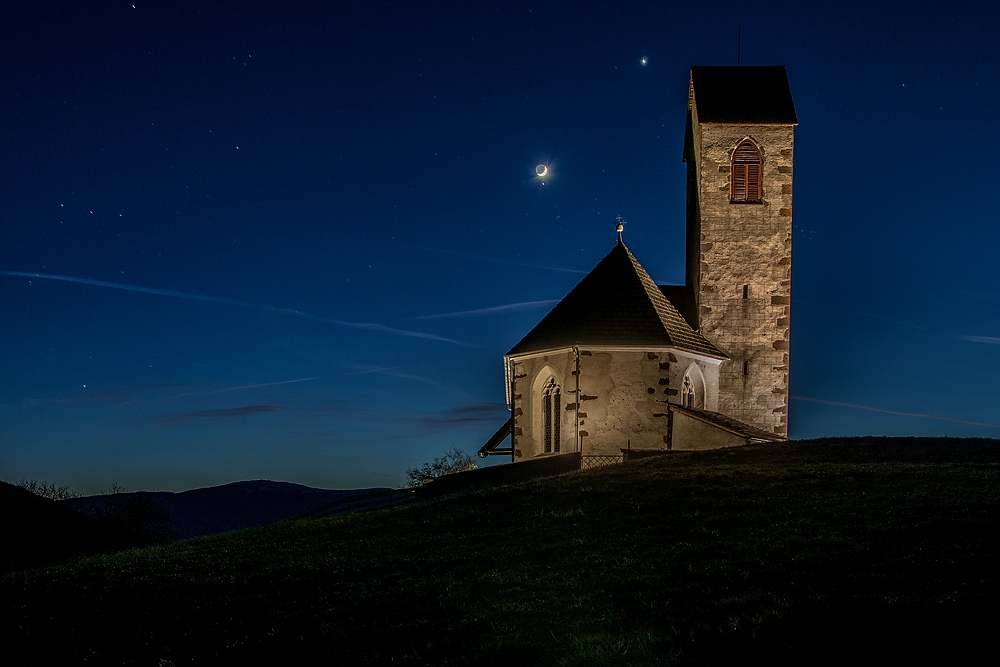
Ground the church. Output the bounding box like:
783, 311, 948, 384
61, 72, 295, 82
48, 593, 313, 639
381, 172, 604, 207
480, 66, 797, 467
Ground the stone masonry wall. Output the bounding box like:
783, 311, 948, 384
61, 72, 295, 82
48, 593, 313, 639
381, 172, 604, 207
688, 111, 793, 435
508, 350, 576, 460
509, 348, 721, 459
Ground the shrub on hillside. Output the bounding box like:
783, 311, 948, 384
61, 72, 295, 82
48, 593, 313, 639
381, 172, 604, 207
404, 447, 478, 488
68, 486, 176, 545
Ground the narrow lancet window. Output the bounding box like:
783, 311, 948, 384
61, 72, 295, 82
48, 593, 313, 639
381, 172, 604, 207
682, 375, 695, 408
681, 366, 705, 409
553, 387, 561, 453
731, 139, 762, 203
543, 391, 552, 453
542, 378, 561, 453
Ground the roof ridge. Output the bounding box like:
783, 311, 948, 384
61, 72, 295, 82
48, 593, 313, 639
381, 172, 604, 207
622, 244, 727, 358
616, 242, 676, 342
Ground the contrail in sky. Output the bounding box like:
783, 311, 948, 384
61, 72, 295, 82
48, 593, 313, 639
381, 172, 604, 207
412, 299, 559, 319
791, 395, 1000, 429
171, 376, 321, 399
957, 335, 1000, 345
0, 271, 477, 347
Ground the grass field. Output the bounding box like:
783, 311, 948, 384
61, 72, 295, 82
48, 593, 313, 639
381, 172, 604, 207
3, 437, 999, 665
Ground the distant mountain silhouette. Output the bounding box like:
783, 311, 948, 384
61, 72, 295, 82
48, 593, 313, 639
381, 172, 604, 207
67, 481, 391, 540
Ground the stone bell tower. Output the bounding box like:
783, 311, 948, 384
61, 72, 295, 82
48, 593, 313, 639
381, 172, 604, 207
683, 66, 797, 436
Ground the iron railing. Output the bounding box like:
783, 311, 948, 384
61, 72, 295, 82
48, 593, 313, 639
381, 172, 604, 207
581, 455, 623, 470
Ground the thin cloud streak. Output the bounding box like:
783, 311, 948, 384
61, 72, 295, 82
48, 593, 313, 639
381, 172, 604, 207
411, 402, 510, 432
403, 245, 588, 275
347, 366, 400, 375
347, 365, 444, 387
1, 271, 477, 347
791, 395, 1000, 429
412, 300, 559, 320
378, 370, 444, 387
171, 376, 321, 399
957, 335, 1000, 345
159, 404, 280, 424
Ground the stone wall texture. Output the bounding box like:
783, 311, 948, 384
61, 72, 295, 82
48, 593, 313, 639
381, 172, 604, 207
687, 101, 794, 435
509, 348, 721, 459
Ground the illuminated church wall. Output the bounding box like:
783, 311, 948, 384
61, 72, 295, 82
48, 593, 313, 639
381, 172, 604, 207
509, 348, 721, 459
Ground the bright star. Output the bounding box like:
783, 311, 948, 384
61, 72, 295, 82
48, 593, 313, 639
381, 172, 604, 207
640, 57, 648, 66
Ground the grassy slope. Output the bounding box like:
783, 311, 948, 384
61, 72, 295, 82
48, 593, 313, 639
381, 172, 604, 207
2, 437, 999, 665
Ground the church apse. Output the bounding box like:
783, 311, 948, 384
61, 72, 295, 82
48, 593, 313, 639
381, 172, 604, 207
508, 347, 723, 461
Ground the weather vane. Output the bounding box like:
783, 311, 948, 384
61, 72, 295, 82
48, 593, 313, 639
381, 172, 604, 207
615, 215, 627, 240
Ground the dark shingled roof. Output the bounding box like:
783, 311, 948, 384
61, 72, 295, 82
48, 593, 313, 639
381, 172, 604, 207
507, 241, 725, 358
671, 405, 786, 442
690, 66, 797, 125
657, 284, 698, 331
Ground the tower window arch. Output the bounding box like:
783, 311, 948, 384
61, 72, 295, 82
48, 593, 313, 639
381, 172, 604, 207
542, 377, 561, 453
731, 139, 762, 203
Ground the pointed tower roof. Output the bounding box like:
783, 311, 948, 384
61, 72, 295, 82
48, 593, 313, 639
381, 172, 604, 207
507, 241, 726, 358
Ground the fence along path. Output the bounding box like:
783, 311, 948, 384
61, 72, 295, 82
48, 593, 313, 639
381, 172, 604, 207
297, 488, 415, 520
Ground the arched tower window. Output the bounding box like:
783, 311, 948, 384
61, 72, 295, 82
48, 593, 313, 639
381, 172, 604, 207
542, 378, 561, 453
731, 139, 762, 203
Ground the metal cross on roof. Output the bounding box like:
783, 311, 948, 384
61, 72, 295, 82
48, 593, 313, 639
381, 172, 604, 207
615, 215, 627, 240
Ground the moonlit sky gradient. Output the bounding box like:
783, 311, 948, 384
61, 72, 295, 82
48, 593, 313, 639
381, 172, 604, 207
2, 1, 998, 493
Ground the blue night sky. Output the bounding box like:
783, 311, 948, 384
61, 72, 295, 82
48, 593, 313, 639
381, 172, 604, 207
2, 1, 998, 494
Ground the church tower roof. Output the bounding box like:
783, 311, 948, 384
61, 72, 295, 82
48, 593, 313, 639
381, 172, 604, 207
689, 66, 797, 125
507, 240, 726, 358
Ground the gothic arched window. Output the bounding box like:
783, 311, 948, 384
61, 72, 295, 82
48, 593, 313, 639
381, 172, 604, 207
682, 375, 695, 409
731, 139, 762, 203
681, 365, 705, 410
542, 378, 561, 453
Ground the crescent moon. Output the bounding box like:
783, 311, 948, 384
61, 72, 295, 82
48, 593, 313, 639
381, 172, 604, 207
535, 164, 548, 177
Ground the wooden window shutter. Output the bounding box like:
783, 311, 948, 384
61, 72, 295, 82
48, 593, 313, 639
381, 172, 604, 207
732, 164, 747, 201
746, 163, 761, 201
731, 140, 762, 203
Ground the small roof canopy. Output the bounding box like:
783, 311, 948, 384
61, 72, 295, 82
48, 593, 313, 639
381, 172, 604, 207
670, 405, 785, 443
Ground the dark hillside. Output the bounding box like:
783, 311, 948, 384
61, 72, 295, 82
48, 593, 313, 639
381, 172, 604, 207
2, 437, 999, 665
0, 482, 140, 573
